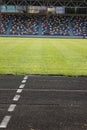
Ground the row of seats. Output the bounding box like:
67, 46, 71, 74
0, 14, 87, 36
10, 15, 39, 35
41, 16, 70, 36
71, 16, 87, 36
0, 15, 10, 34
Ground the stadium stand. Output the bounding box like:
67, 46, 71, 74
0, 0, 87, 38
10, 15, 39, 35
0, 14, 87, 37
0, 14, 10, 35
71, 16, 87, 36
41, 16, 71, 36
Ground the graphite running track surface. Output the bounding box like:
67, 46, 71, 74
0, 75, 87, 130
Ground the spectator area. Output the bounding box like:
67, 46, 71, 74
0, 14, 87, 37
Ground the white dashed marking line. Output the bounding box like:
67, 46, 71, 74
22, 79, 27, 83
0, 76, 28, 129
19, 84, 25, 89
8, 104, 16, 112
0, 116, 11, 128
17, 89, 23, 93
24, 76, 28, 80
13, 95, 20, 101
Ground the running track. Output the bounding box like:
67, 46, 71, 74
0, 75, 87, 130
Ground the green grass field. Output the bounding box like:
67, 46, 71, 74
0, 37, 87, 76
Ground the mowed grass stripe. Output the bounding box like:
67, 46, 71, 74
0, 38, 87, 76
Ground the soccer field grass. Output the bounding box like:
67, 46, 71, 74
0, 37, 87, 76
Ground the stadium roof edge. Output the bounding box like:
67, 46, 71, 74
1, 0, 87, 7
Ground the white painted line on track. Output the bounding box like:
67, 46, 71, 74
0, 116, 11, 128
13, 95, 20, 101
19, 84, 25, 89
23, 89, 87, 93
21, 79, 27, 83
24, 76, 28, 80
17, 89, 23, 93
0, 76, 29, 129
8, 104, 16, 112
21, 75, 28, 83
